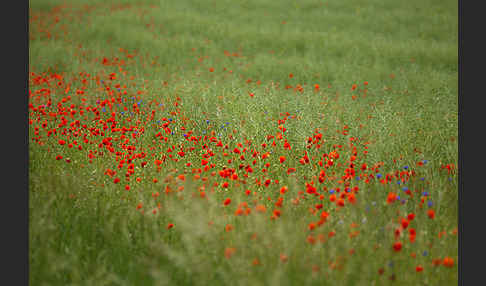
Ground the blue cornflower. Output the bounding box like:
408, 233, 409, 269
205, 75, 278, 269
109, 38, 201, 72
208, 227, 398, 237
422, 251, 428, 256
376, 173, 382, 179
329, 189, 335, 194
403, 165, 409, 170
427, 200, 433, 207
422, 191, 428, 196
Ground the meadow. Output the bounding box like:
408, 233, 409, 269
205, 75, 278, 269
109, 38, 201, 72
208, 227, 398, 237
28, 0, 458, 285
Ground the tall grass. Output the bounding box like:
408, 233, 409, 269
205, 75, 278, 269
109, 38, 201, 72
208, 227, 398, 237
29, 0, 458, 285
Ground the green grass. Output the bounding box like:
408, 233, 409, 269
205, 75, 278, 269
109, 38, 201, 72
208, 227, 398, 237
29, 0, 458, 285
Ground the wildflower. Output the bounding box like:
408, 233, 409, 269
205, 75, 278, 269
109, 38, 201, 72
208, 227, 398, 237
347, 192, 356, 204
308, 222, 316, 231
255, 205, 266, 213
287, 167, 296, 174
225, 224, 234, 232
393, 242, 402, 252
336, 198, 345, 207
223, 198, 231, 206
407, 213, 415, 221
427, 209, 435, 219
387, 192, 398, 204
432, 258, 442, 266
416, 265, 423, 272
443, 257, 454, 268
401, 218, 409, 229
307, 235, 316, 244
167, 223, 174, 229
225, 247, 236, 259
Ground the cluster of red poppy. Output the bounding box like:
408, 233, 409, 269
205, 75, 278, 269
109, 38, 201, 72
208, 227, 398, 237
29, 3, 457, 281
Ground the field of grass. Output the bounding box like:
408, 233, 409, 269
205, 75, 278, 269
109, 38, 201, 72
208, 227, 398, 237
29, 0, 458, 285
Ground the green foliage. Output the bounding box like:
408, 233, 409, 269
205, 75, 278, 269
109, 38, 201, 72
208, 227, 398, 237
29, 0, 457, 285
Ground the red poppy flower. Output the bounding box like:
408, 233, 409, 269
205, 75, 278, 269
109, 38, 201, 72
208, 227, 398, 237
401, 218, 409, 229
407, 213, 415, 221
443, 257, 454, 267
393, 241, 402, 252
387, 192, 397, 204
